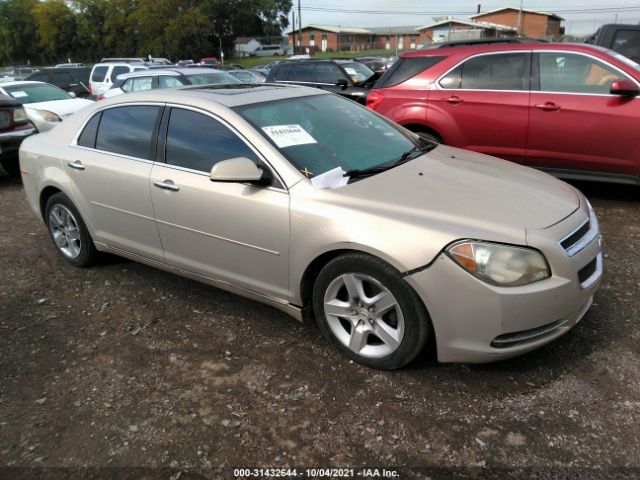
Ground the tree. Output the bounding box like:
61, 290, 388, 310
0, 0, 40, 65
32, 0, 77, 63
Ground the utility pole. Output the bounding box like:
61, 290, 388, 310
292, 10, 295, 50
517, 0, 524, 36
298, 0, 302, 50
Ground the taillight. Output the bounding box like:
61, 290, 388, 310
97, 94, 105, 101
88, 83, 92, 96
366, 91, 385, 111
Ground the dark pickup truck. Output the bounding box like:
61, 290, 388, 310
587, 24, 640, 63
0, 94, 36, 177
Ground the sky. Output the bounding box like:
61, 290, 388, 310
289, 0, 640, 36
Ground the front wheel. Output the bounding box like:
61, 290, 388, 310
45, 192, 98, 267
313, 253, 431, 370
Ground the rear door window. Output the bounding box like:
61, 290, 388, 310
51, 71, 75, 84
377, 56, 445, 88
165, 108, 258, 173
91, 66, 108, 82
95, 106, 161, 159
315, 63, 346, 83
286, 63, 314, 82
110, 66, 130, 81
440, 53, 530, 91
158, 76, 184, 88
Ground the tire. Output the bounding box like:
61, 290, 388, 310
45, 192, 98, 267
0, 157, 20, 178
312, 253, 431, 370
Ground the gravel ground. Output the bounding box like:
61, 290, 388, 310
0, 171, 639, 480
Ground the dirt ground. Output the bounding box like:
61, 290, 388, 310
1, 170, 639, 480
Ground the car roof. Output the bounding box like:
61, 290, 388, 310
98, 83, 329, 108
402, 42, 613, 58
116, 67, 229, 80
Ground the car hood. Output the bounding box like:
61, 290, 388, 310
321, 145, 580, 245
25, 99, 94, 118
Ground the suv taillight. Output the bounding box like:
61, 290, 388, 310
366, 91, 385, 111
88, 83, 92, 96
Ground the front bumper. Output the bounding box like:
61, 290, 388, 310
405, 203, 602, 363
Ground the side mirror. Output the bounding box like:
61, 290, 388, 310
68, 91, 77, 98
610, 78, 639, 97
335, 78, 349, 90
210, 157, 266, 184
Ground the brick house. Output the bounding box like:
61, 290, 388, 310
416, 18, 517, 45
470, 6, 564, 39
366, 27, 423, 50
286, 25, 373, 53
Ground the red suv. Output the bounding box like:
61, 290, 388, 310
367, 43, 640, 184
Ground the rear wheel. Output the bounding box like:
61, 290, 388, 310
313, 253, 431, 370
45, 193, 97, 267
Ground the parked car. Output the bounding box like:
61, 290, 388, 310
102, 68, 241, 99
266, 59, 379, 104
251, 45, 285, 57
24, 67, 92, 98
0, 94, 35, 176
89, 62, 149, 97
368, 42, 640, 185
0, 81, 94, 132
587, 24, 640, 64
55, 63, 84, 68
0, 66, 35, 83
353, 56, 390, 73
19, 85, 601, 369
200, 57, 220, 67
217, 64, 245, 71
227, 69, 267, 83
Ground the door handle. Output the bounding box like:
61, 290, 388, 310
67, 161, 85, 170
535, 102, 561, 112
153, 180, 180, 192
445, 95, 463, 105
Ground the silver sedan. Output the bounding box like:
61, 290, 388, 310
19, 85, 602, 369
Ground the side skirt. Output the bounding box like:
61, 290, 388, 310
94, 242, 303, 322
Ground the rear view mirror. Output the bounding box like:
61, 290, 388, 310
610, 78, 639, 97
210, 157, 265, 183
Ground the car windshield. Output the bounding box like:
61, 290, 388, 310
341, 62, 375, 83
3, 84, 71, 103
235, 94, 427, 179
185, 73, 242, 85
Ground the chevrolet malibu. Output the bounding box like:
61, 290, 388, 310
19, 85, 602, 370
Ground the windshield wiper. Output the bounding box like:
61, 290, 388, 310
344, 142, 437, 180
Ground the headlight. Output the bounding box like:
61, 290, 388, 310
37, 110, 62, 122
13, 107, 27, 123
446, 241, 550, 287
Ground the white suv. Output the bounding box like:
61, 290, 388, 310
89, 62, 148, 97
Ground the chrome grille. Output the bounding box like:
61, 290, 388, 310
0, 110, 10, 129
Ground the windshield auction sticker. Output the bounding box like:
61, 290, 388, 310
262, 124, 317, 148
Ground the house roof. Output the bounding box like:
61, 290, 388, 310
470, 6, 564, 21
234, 37, 259, 45
285, 24, 371, 35
367, 26, 423, 35
416, 19, 517, 32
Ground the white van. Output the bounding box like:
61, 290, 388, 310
251, 45, 285, 57
89, 62, 148, 97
